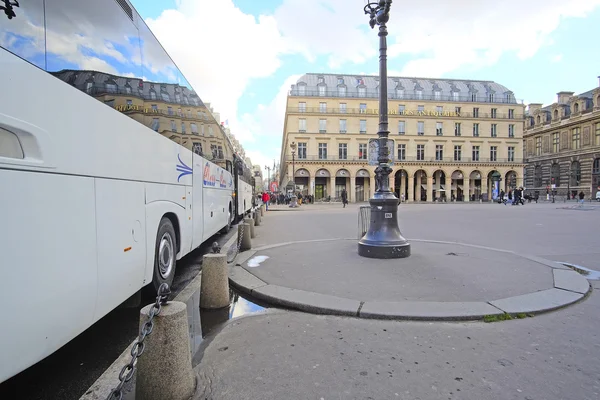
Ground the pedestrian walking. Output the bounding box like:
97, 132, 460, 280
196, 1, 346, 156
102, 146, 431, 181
262, 192, 270, 211
341, 189, 348, 208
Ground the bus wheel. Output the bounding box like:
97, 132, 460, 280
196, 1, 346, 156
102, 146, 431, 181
220, 203, 232, 234
151, 217, 177, 293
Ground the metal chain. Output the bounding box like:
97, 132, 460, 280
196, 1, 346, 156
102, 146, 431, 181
106, 283, 171, 400
227, 221, 245, 264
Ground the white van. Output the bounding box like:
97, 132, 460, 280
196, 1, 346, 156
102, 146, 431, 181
596, 191, 600, 202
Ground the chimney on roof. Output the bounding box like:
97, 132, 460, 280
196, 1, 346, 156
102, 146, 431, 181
528, 103, 543, 114
557, 91, 574, 104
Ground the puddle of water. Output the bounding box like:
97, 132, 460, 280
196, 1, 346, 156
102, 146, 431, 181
199, 289, 267, 338
559, 262, 600, 280
247, 255, 269, 268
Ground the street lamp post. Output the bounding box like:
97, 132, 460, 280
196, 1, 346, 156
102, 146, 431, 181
290, 141, 296, 191
358, 0, 410, 259
265, 165, 271, 193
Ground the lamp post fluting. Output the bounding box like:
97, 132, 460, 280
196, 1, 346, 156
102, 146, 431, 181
358, 0, 410, 259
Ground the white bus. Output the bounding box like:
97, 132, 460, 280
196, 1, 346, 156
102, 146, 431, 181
233, 153, 255, 221
0, 0, 236, 383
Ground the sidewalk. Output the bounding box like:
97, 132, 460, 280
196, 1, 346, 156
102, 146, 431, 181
192, 204, 600, 399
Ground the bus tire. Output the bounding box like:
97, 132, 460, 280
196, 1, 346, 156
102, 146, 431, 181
220, 203, 233, 234
150, 217, 177, 294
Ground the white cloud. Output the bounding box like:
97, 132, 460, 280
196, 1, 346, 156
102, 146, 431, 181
239, 74, 302, 176
551, 54, 564, 62
273, 0, 378, 69
384, 0, 600, 77
144, 0, 287, 147
140, 0, 600, 171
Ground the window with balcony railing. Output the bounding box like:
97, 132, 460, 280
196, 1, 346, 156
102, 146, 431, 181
318, 143, 327, 159
473, 123, 479, 137
473, 107, 479, 118
436, 122, 443, 136
299, 119, 306, 132
472, 146, 480, 161
508, 109, 514, 119
491, 124, 497, 137
151, 118, 159, 131
298, 143, 307, 159
339, 143, 348, 160
171, 120, 176, 132
339, 119, 347, 133
417, 144, 425, 161
491, 108, 497, 118
435, 145, 443, 161
360, 119, 367, 134
454, 145, 462, 161
417, 121, 424, 135
398, 121, 405, 135
359, 144, 368, 160
319, 119, 327, 133
508, 124, 514, 138
397, 144, 406, 161
490, 146, 497, 162
508, 146, 515, 162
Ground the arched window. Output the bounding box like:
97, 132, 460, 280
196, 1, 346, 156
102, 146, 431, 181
593, 158, 600, 175
536, 115, 541, 124
574, 103, 579, 113
534, 165, 542, 187
554, 109, 558, 119
551, 163, 560, 187
570, 161, 581, 186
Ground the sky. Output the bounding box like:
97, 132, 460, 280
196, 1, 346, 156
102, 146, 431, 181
130, 0, 600, 177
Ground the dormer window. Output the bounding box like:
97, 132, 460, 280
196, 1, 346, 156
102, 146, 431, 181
434, 90, 441, 100
573, 102, 579, 113
318, 86, 326, 96
337, 77, 344, 85
416, 90, 422, 99
105, 79, 117, 94
489, 93, 495, 102
396, 88, 404, 98
554, 109, 559, 119
318, 76, 324, 84
161, 89, 170, 102
536, 115, 541, 124
150, 88, 157, 100
298, 84, 306, 95
452, 92, 459, 101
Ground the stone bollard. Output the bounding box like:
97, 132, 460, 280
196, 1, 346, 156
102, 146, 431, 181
136, 301, 195, 400
200, 253, 229, 309
254, 209, 261, 226
244, 216, 256, 239
239, 223, 251, 251
260, 204, 265, 216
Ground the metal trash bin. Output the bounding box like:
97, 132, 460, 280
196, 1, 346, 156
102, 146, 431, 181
358, 205, 371, 239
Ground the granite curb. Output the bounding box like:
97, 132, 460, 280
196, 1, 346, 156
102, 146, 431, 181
228, 239, 592, 322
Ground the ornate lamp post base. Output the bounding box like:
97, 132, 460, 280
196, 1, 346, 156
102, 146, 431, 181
358, 193, 411, 259
357, 0, 410, 259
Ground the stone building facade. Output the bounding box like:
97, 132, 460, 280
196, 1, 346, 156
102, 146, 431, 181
278, 73, 525, 202
523, 81, 600, 199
